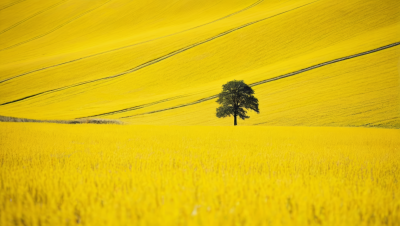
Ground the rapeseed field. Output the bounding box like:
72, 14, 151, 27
1, 123, 399, 225
0, 0, 398, 127
0, 0, 399, 225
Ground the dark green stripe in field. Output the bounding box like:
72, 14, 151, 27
0, 0, 317, 106
115, 42, 400, 119
0, 0, 264, 84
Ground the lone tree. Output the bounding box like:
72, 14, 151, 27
216, 80, 259, 126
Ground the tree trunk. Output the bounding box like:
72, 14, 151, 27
234, 114, 237, 126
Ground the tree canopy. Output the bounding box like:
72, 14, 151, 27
216, 80, 259, 125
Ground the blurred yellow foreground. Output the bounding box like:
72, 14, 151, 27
1, 123, 399, 225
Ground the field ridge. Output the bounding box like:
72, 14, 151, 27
74, 42, 399, 119
0, 0, 319, 106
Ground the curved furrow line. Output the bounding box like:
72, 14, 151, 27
0, 0, 69, 35
119, 94, 219, 119
116, 42, 400, 119
0, 0, 264, 84
187, 0, 264, 29
249, 42, 400, 86
0, 0, 112, 52
76, 95, 189, 119
0, 0, 319, 106
0, 0, 27, 11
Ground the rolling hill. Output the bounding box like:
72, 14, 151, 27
0, 0, 399, 128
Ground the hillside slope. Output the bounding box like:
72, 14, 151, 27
0, 0, 399, 127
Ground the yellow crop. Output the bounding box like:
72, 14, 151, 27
0, 0, 399, 225
0, 0, 398, 127
1, 123, 399, 225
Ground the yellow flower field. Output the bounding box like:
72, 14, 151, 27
1, 123, 399, 225
0, 0, 399, 225
0, 0, 399, 127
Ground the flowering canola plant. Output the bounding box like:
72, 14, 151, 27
1, 123, 399, 225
